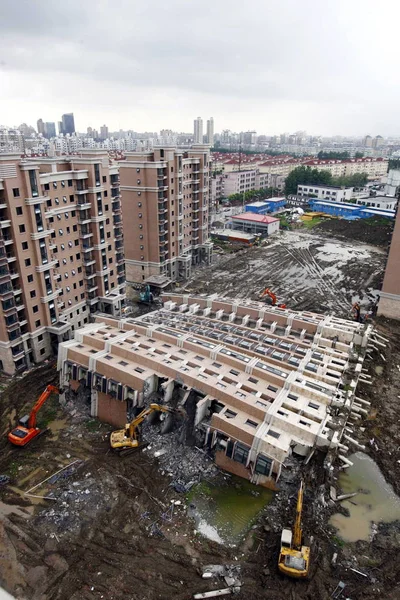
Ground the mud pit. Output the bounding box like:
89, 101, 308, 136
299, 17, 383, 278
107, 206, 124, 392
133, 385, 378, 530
186, 230, 385, 316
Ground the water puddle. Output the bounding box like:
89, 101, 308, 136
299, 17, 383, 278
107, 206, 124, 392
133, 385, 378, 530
188, 477, 274, 546
330, 452, 400, 542
48, 418, 67, 439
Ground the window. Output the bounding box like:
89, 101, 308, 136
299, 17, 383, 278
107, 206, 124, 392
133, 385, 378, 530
246, 419, 258, 428
288, 393, 298, 401
61, 181, 65, 188
22, 241, 28, 250
38, 334, 43, 342
134, 367, 144, 374
53, 182, 57, 189
224, 409, 237, 419
70, 195, 74, 202
55, 197, 60, 204
229, 369, 239, 376
255, 455, 272, 476
13, 188, 20, 197
30, 290, 36, 298
267, 429, 280, 439
25, 258, 31, 267
40, 348, 46, 356
267, 385, 278, 392
27, 274, 34, 283
16, 206, 23, 215
233, 442, 249, 465
249, 377, 258, 384
19, 224, 26, 233
119, 360, 128, 367
308, 402, 319, 410
35, 319, 41, 327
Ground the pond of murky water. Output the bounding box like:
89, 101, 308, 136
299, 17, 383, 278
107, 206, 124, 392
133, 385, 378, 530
330, 452, 400, 542
188, 476, 274, 546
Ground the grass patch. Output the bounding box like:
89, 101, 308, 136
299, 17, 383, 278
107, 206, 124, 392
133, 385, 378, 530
301, 217, 323, 229
85, 419, 102, 432
332, 535, 345, 548
6, 461, 20, 478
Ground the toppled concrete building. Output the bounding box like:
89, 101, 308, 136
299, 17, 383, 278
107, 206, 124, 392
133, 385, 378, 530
58, 294, 373, 489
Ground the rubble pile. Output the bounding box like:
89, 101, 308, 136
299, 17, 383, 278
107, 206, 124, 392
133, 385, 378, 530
142, 423, 218, 485
36, 468, 118, 536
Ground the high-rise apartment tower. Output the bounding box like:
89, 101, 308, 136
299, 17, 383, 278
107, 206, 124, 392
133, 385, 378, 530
0, 150, 126, 374
119, 145, 212, 284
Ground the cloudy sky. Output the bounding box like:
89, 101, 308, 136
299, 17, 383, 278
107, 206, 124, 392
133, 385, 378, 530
1, 0, 399, 136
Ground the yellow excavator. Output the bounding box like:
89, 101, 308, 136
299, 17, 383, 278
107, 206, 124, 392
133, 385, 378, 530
278, 481, 310, 578
110, 403, 173, 451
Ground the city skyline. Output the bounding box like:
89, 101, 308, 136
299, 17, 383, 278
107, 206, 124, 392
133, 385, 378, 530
1, 0, 400, 136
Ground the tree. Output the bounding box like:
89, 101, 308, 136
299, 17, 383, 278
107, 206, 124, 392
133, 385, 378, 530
332, 173, 369, 187
284, 166, 333, 195
354, 152, 364, 158
317, 151, 349, 160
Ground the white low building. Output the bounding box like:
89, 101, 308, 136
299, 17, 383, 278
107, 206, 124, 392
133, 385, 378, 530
297, 184, 354, 202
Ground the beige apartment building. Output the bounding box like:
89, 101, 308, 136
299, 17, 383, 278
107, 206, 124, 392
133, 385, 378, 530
119, 146, 212, 284
58, 294, 371, 489
378, 206, 400, 320
0, 150, 126, 374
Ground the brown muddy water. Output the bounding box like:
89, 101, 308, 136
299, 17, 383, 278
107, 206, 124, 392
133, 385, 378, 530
330, 452, 400, 542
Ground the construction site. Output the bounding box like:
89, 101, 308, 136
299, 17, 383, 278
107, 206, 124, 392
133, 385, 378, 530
1, 225, 400, 600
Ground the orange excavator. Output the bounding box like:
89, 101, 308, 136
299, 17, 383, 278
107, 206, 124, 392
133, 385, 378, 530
259, 287, 287, 309
8, 384, 59, 447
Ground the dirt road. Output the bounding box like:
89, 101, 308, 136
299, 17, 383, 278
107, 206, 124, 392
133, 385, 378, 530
186, 230, 385, 316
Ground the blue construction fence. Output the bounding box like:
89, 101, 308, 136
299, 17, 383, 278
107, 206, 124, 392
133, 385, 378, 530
308, 199, 395, 220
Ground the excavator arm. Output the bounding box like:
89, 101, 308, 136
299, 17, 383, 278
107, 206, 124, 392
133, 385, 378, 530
260, 288, 277, 305
28, 384, 59, 429
293, 480, 304, 549
127, 403, 170, 438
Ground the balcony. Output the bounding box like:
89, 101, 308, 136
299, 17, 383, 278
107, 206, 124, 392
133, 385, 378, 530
77, 200, 91, 210
0, 281, 13, 298
11, 346, 25, 360
116, 253, 124, 264
0, 220, 11, 229
82, 243, 95, 253
118, 275, 125, 285
84, 268, 96, 279
86, 283, 98, 294
113, 215, 122, 226
83, 256, 96, 266
79, 228, 93, 239
114, 228, 123, 239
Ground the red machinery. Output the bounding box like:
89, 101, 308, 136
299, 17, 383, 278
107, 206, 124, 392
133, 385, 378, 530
8, 385, 59, 447
259, 287, 287, 309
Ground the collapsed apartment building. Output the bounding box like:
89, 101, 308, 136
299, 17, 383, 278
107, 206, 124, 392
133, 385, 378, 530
58, 294, 372, 489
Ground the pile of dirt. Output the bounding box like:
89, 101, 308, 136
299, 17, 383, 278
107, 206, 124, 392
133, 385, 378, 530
314, 217, 394, 247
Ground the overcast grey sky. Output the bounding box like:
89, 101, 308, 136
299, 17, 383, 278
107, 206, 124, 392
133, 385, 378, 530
1, 0, 399, 136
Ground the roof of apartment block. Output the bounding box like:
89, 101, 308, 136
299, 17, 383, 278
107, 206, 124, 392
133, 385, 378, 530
60, 295, 371, 461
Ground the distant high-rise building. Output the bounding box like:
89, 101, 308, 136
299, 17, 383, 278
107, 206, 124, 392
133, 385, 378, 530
37, 119, 45, 136
372, 135, 384, 149
194, 117, 203, 143
45, 122, 56, 139
61, 113, 75, 135
363, 135, 373, 148
206, 118, 214, 146
100, 125, 109, 140
58, 121, 63, 136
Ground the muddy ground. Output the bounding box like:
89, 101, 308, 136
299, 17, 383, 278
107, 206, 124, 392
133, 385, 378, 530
314, 217, 393, 248
1, 323, 400, 600
0, 228, 399, 600
184, 230, 385, 317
